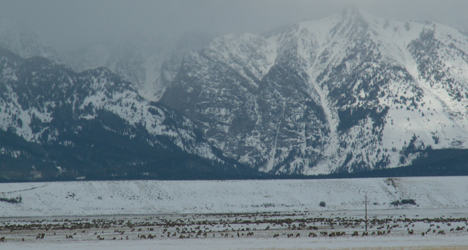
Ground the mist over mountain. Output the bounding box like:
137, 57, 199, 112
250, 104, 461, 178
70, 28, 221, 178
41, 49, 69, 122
1, 7, 468, 181
0, 17, 58, 61
60, 32, 216, 101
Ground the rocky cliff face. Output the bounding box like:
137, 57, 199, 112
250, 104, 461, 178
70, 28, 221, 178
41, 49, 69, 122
161, 7, 468, 175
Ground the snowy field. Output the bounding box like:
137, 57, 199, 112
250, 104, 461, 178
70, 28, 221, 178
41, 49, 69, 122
1, 176, 468, 216
2, 236, 468, 250
1, 177, 468, 249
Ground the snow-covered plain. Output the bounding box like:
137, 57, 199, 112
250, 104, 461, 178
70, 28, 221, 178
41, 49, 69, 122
1, 176, 468, 217
1, 177, 468, 249
3, 236, 468, 250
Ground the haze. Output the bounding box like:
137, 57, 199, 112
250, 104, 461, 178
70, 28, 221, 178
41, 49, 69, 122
0, 0, 467, 52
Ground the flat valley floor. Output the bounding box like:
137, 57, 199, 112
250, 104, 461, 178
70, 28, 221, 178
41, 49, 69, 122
1, 208, 468, 249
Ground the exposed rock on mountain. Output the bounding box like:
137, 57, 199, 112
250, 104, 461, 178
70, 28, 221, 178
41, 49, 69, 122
161, 7, 468, 175
0, 47, 249, 181
2, 7, 468, 180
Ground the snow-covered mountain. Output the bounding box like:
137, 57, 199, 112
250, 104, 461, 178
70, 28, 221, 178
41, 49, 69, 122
61, 32, 215, 101
161, 7, 468, 175
2, 7, 468, 180
0, 46, 251, 181
0, 17, 58, 61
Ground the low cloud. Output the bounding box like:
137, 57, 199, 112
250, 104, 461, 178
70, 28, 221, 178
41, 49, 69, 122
0, 0, 466, 52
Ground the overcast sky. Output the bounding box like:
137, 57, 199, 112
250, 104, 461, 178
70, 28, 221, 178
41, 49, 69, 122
1, 0, 467, 52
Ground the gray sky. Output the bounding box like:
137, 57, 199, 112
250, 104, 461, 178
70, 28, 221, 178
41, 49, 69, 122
1, 0, 467, 52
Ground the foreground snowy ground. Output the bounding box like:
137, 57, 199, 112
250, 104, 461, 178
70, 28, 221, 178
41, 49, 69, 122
1, 177, 468, 249
3, 236, 468, 250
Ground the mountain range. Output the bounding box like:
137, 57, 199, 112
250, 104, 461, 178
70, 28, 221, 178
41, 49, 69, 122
0, 46, 251, 181
1, 7, 468, 181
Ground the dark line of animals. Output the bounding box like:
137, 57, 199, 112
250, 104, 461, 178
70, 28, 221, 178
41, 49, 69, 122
0, 212, 467, 242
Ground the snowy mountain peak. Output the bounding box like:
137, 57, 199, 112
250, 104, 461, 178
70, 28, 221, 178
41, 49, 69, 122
161, 9, 468, 175
338, 5, 367, 22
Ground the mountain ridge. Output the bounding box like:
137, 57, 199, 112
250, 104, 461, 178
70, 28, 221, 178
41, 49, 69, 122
161, 7, 468, 175
0, 46, 254, 181
1, 7, 468, 181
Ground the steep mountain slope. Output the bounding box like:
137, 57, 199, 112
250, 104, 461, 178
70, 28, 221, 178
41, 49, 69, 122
61, 32, 215, 101
161, 7, 468, 175
0, 47, 249, 181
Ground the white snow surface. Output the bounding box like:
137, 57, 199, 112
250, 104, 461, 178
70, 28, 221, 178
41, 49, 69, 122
5, 235, 468, 250
1, 176, 468, 217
